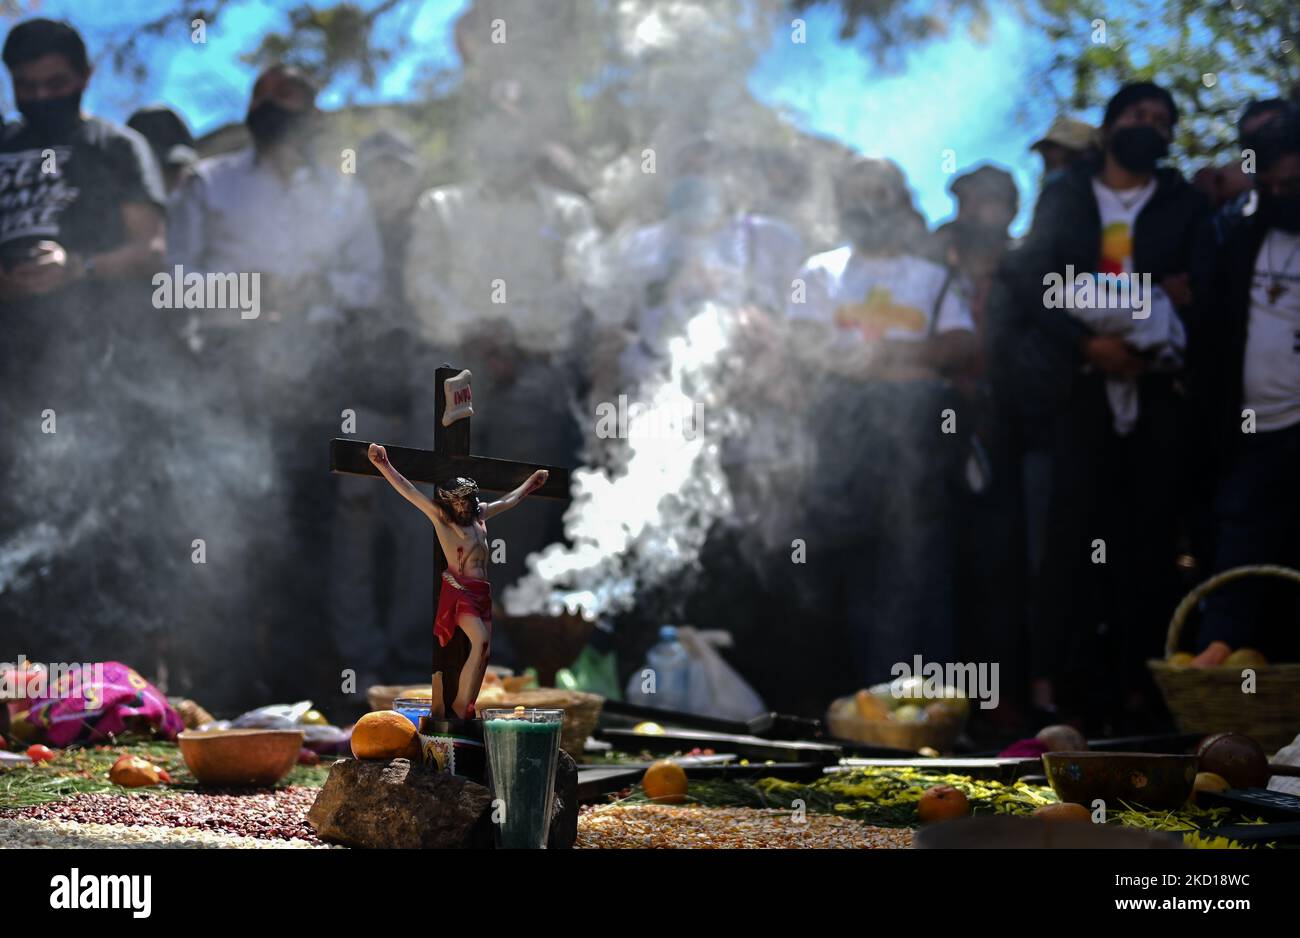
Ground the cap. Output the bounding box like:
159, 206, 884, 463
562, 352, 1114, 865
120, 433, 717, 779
358, 127, 419, 170
1030, 116, 1098, 153
949, 164, 1018, 204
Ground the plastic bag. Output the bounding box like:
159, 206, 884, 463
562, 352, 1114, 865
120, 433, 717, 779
675, 627, 767, 722
201, 700, 350, 754
229, 700, 313, 728
1271, 733, 1300, 797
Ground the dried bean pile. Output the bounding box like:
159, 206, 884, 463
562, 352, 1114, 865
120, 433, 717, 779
4, 787, 323, 844
576, 804, 914, 848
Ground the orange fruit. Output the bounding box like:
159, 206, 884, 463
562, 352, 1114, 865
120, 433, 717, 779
1033, 802, 1091, 822
110, 754, 161, 788
854, 689, 890, 722
642, 759, 688, 804
1191, 772, 1230, 805
917, 785, 970, 823
351, 710, 420, 761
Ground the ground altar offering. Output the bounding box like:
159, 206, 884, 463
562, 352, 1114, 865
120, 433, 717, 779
318, 366, 576, 846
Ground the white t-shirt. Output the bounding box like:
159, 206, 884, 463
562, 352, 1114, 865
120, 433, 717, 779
1087, 178, 1161, 436
1091, 177, 1156, 277
1243, 229, 1300, 431
787, 246, 974, 344
168, 148, 383, 313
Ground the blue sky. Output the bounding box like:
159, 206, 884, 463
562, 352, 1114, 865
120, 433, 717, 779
751, 7, 1056, 228
2, 0, 1061, 230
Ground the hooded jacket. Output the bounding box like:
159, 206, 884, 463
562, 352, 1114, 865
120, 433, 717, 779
986, 158, 1211, 420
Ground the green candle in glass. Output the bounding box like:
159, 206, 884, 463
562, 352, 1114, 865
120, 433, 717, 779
481, 708, 564, 849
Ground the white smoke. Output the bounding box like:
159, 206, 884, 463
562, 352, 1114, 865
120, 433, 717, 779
505, 303, 742, 618
493, 0, 838, 620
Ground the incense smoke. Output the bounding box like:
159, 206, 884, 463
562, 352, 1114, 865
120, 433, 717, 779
1, 0, 868, 710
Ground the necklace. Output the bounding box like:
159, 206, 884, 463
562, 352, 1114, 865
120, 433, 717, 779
1265, 231, 1300, 303
1110, 184, 1151, 211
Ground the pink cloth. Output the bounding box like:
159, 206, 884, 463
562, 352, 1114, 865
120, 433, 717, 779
997, 738, 1050, 759
17, 661, 183, 747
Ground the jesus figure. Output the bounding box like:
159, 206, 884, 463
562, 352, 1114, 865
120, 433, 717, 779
367, 443, 548, 718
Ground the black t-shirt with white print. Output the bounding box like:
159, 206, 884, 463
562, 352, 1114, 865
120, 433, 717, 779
0, 115, 165, 266
0, 116, 167, 409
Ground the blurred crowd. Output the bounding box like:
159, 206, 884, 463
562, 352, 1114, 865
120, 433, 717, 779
2, 16, 1299, 734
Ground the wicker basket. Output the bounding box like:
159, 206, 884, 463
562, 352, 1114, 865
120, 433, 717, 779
369, 684, 603, 758
366, 668, 521, 713
825, 696, 964, 753
1148, 565, 1300, 750
366, 684, 429, 713
479, 688, 604, 758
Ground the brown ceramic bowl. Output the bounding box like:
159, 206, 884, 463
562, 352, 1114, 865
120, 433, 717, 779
1042, 751, 1198, 811
177, 728, 304, 788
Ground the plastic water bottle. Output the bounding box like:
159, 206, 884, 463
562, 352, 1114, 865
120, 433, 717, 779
626, 625, 691, 712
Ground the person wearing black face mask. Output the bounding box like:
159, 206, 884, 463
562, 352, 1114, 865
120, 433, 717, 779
984, 81, 1212, 734
0, 17, 167, 471
0, 19, 173, 699
165, 63, 383, 705
1210, 98, 1292, 245
1193, 114, 1300, 664
246, 98, 316, 154
1107, 124, 1170, 175
0, 18, 165, 305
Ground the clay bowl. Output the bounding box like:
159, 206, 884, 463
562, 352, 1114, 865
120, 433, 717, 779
177, 728, 304, 788
1042, 751, 1198, 811
915, 816, 1184, 849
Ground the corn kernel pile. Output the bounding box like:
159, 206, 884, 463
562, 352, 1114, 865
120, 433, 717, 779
577, 804, 913, 849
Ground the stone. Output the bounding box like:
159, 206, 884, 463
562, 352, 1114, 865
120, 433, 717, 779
307, 757, 494, 849
307, 751, 580, 849
547, 748, 578, 849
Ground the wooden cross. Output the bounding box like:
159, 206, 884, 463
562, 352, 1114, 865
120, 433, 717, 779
329, 364, 572, 720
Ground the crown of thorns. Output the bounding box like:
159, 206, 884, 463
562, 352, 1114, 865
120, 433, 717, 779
436, 477, 479, 500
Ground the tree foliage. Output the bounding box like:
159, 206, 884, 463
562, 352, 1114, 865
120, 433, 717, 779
793, 0, 995, 59
22, 0, 1300, 162
806, 0, 1299, 161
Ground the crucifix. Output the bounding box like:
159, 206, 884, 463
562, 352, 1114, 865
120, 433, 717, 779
330, 364, 572, 721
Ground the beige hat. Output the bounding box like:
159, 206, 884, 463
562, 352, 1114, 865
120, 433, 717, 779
1031, 116, 1098, 153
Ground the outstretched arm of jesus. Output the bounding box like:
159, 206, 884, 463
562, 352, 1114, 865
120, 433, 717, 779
484, 469, 549, 520
367, 443, 443, 526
